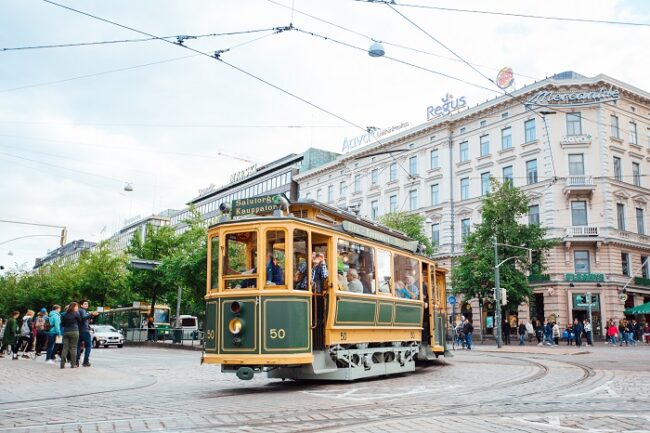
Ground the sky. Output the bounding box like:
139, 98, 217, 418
1, 0, 649, 271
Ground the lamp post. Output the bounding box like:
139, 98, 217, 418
586, 291, 593, 327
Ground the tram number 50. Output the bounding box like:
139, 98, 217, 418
269, 328, 286, 339
206, 330, 215, 340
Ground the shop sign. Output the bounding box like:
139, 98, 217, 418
341, 221, 419, 253
573, 294, 599, 309
426, 93, 467, 120
526, 87, 620, 107
560, 134, 592, 145
230, 164, 258, 184
231, 194, 281, 217
564, 273, 605, 282
528, 274, 550, 283
341, 122, 410, 153
634, 276, 650, 287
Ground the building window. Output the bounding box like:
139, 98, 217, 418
480, 119, 487, 127
566, 112, 582, 136
642, 255, 649, 279
371, 169, 379, 185
568, 154, 585, 176
327, 185, 334, 202
431, 223, 440, 247
501, 127, 512, 150
613, 156, 622, 181
371, 200, 379, 220
526, 159, 538, 184
501, 112, 509, 119
461, 218, 471, 240
354, 174, 361, 193
502, 165, 513, 184
571, 201, 588, 226
430, 149, 439, 169
622, 252, 630, 276
409, 189, 418, 210
430, 184, 440, 205
316, 189, 322, 202
637, 207, 645, 235
409, 156, 418, 176
528, 204, 540, 225
459, 127, 466, 134
480, 135, 490, 156
611, 114, 620, 138
524, 119, 536, 142
632, 162, 641, 186
459, 141, 469, 162
481, 172, 491, 196
339, 181, 347, 196
617, 203, 626, 231
389, 162, 397, 181
574, 250, 590, 274
460, 177, 470, 200
389, 195, 397, 213
630, 122, 638, 145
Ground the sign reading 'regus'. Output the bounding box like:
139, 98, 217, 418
526, 87, 620, 107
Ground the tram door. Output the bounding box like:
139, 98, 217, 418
422, 263, 435, 347
311, 232, 331, 351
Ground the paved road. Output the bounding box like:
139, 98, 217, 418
1, 343, 649, 432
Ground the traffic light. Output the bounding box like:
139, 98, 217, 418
500, 288, 508, 306
60, 227, 67, 247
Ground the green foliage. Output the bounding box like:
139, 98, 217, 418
451, 179, 557, 310
379, 212, 434, 257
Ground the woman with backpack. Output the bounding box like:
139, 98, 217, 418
1, 312, 21, 359
18, 310, 35, 358
34, 308, 50, 356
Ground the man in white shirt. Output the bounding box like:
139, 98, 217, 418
346, 269, 364, 293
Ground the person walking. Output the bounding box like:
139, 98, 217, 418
146, 316, 156, 342
584, 319, 593, 346
45, 305, 62, 364
525, 321, 534, 343
625, 320, 636, 346
574, 319, 584, 347
518, 321, 526, 345
462, 318, 473, 350
619, 320, 627, 346
566, 322, 574, 345
34, 308, 50, 356
543, 320, 554, 346
76, 300, 99, 367
1, 312, 20, 359
607, 320, 618, 346
552, 322, 560, 345
60, 303, 81, 369
18, 310, 35, 358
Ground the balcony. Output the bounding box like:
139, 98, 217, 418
566, 226, 599, 237
562, 175, 596, 196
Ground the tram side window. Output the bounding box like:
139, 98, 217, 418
293, 229, 309, 290
337, 239, 375, 294
223, 231, 258, 289
377, 249, 392, 294
210, 236, 219, 291
394, 254, 420, 299
265, 230, 286, 286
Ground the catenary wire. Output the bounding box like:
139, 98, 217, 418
0, 121, 351, 128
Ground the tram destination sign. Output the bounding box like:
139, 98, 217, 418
341, 221, 419, 253
231, 194, 281, 217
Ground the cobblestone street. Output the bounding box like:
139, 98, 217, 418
1, 343, 649, 432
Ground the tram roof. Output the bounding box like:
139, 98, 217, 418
209, 198, 430, 257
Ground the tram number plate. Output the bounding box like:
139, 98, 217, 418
206, 330, 215, 340
269, 328, 286, 339
410, 331, 416, 339
340, 332, 347, 341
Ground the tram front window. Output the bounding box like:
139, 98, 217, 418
223, 231, 258, 289
265, 230, 286, 286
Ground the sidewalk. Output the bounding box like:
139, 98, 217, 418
466, 340, 649, 356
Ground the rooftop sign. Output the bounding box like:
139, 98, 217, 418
342, 221, 419, 253
427, 93, 467, 120
526, 87, 620, 107
341, 122, 410, 153
230, 164, 258, 184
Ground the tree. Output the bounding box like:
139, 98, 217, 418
76, 243, 129, 307
379, 212, 434, 256
452, 179, 557, 310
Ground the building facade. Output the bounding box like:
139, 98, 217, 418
105, 211, 175, 253
34, 239, 97, 268
171, 148, 339, 231
295, 72, 650, 337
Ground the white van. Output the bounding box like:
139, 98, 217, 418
178, 315, 199, 339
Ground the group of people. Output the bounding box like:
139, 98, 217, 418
605, 319, 649, 346
512, 318, 594, 347
0, 300, 99, 368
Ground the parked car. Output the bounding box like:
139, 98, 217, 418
90, 325, 125, 348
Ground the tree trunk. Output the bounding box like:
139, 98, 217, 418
150, 288, 158, 320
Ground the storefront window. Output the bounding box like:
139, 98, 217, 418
393, 254, 419, 300
337, 239, 375, 294
223, 231, 257, 289
265, 230, 286, 286
376, 249, 392, 294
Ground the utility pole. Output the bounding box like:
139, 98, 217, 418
493, 236, 502, 348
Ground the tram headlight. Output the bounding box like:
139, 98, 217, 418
230, 301, 242, 315
229, 318, 244, 335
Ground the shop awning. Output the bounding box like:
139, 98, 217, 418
624, 302, 650, 315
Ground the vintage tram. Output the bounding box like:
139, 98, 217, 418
202, 196, 447, 381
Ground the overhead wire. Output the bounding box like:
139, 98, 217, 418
0, 121, 351, 129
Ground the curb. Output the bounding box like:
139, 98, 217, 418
124, 341, 203, 352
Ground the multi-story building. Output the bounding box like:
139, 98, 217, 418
296, 71, 650, 337
171, 148, 338, 231
34, 239, 97, 268
105, 211, 175, 253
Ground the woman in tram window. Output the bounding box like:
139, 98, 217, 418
404, 275, 419, 300
266, 254, 284, 285
311, 252, 329, 293
395, 280, 408, 298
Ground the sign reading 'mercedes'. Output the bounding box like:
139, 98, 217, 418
526, 87, 620, 107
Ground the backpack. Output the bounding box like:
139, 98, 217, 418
35, 316, 49, 331
20, 318, 32, 337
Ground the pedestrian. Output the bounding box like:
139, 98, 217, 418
566, 322, 574, 345
552, 322, 560, 345
146, 316, 156, 342
633, 319, 643, 343
18, 310, 35, 358
45, 305, 62, 364
502, 319, 511, 345
0, 318, 5, 347
1, 312, 20, 359
535, 320, 543, 344
574, 319, 584, 347
525, 320, 534, 343
643, 323, 650, 345
518, 321, 526, 345
625, 320, 636, 346
584, 319, 593, 346
543, 320, 554, 346
619, 320, 627, 346
60, 302, 82, 369
76, 300, 99, 367
462, 318, 473, 350
607, 320, 618, 346
34, 308, 50, 356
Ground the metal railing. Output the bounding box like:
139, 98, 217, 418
566, 175, 594, 186
566, 226, 599, 237
124, 328, 204, 347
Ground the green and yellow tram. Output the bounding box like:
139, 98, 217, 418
202, 197, 447, 381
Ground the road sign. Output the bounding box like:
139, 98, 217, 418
448, 295, 457, 305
